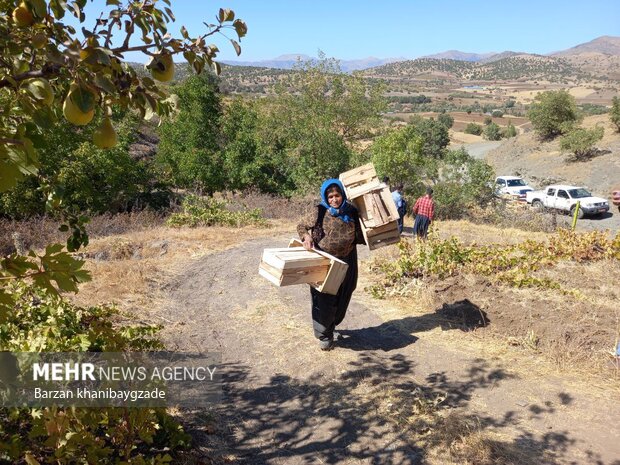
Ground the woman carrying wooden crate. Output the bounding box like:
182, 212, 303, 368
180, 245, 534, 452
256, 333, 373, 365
297, 179, 365, 351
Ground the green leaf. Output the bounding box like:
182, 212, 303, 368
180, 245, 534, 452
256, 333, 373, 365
94, 74, 116, 94
69, 85, 96, 114
50, 0, 67, 19
180, 25, 189, 39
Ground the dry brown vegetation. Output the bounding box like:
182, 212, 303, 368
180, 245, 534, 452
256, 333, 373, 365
361, 218, 620, 383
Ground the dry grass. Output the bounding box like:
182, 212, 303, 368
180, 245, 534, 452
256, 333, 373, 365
427, 413, 552, 465
69, 220, 295, 314
358, 219, 620, 385
0, 210, 166, 255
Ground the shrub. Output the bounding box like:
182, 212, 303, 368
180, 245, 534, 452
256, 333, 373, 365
491, 110, 504, 118
0, 284, 193, 464
483, 122, 502, 141
502, 122, 517, 138
166, 194, 267, 227
437, 112, 454, 129
560, 126, 605, 161
611, 96, 620, 132
464, 123, 483, 135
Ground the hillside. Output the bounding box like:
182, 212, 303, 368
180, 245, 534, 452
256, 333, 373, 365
364, 55, 598, 83
485, 115, 620, 196
551, 35, 620, 56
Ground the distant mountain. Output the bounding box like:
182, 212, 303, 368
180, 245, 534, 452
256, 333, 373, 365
479, 51, 524, 63
423, 50, 496, 62
222, 55, 405, 72
550, 35, 620, 56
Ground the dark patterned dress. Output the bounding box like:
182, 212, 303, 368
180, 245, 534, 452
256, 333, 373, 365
297, 203, 365, 343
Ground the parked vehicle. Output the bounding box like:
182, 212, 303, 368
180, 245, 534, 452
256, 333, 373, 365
494, 176, 534, 201
525, 185, 610, 218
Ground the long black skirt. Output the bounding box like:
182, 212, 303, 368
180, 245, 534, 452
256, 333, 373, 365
310, 247, 358, 341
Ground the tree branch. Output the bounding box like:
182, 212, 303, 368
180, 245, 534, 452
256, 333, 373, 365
0, 64, 62, 89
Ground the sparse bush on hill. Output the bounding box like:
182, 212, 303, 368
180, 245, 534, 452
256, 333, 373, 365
611, 96, 620, 132
464, 123, 483, 135
527, 90, 580, 140
166, 194, 267, 228
437, 112, 454, 129
483, 122, 502, 141
368, 229, 620, 299
502, 122, 517, 138
560, 126, 605, 161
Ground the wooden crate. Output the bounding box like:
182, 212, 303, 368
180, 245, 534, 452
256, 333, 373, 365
354, 188, 400, 228
339, 163, 379, 199
258, 240, 348, 295
339, 162, 401, 250
362, 220, 400, 250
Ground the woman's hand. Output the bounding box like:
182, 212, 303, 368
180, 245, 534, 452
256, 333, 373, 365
302, 234, 313, 251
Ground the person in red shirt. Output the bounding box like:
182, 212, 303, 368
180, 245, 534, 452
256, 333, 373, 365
412, 187, 435, 239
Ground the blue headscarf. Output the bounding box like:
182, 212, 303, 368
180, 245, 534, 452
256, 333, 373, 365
320, 179, 354, 223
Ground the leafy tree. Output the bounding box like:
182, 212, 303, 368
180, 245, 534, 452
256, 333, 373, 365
437, 112, 454, 129
157, 73, 224, 193
433, 147, 495, 219
483, 122, 502, 141
464, 122, 483, 135
0, 109, 153, 217
220, 98, 289, 193
611, 96, 620, 132
527, 90, 580, 139
267, 54, 385, 192
409, 116, 450, 159
0, 2, 247, 461
560, 126, 604, 161
0, 0, 247, 298
491, 109, 504, 118
371, 125, 425, 186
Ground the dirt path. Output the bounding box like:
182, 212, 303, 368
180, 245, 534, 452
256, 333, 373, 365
155, 235, 620, 465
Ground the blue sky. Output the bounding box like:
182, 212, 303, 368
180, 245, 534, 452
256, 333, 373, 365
79, 1, 620, 62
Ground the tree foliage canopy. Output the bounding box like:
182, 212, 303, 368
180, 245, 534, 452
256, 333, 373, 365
0, 0, 246, 327
527, 90, 580, 140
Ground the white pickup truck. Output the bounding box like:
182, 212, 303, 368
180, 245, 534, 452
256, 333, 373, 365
525, 185, 610, 218
494, 176, 534, 201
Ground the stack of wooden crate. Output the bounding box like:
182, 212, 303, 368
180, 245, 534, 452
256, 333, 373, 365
258, 239, 348, 295
339, 163, 400, 250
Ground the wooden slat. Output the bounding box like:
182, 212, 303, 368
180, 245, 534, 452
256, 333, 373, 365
346, 179, 381, 200
287, 238, 349, 295
259, 266, 283, 286
260, 261, 283, 279
263, 248, 330, 270
380, 188, 400, 220
339, 163, 377, 186
281, 267, 330, 286
318, 259, 348, 295
372, 192, 388, 224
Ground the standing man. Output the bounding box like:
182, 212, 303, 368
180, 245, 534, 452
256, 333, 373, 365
391, 183, 406, 234
412, 187, 435, 239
